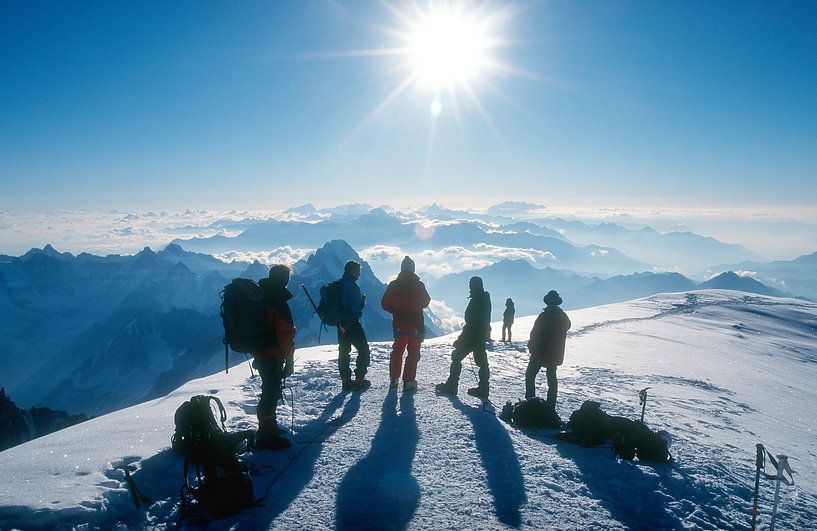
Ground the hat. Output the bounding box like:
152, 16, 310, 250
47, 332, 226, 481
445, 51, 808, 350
543, 290, 562, 306
401, 256, 415, 273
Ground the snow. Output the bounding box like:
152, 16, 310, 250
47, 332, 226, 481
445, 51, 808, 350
1, 290, 815, 530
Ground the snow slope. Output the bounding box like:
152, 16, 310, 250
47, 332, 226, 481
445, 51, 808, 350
1, 290, 815, 530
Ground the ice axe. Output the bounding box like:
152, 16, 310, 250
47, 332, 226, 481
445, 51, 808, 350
639, 387, 651, 424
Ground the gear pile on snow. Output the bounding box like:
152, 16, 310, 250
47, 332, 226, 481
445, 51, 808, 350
557, 400, 672, 463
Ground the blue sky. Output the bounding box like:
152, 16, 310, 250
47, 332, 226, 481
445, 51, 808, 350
1, 1, 815, 211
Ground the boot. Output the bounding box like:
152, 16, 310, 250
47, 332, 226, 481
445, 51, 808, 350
403, 380, 417, 392
435, 381, 457, 395
467, 385, 489, 399
389, 377, 399, 389
341, 377, 354, 391
353, 376, 371, 391
256, 417, 291, 451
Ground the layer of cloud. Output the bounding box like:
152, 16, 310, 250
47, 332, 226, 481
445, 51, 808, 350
361, 243, 556, 279
214, 247, 314, 267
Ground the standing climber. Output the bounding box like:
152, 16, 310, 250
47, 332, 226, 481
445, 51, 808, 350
526, 290, 571, 409
337, 260, 371, 391
381, 256, 431, 392
436, 276, 492, 399
502, 298, 515, 342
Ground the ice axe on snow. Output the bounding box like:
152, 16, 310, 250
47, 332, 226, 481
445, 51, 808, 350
639, 387, 650, 424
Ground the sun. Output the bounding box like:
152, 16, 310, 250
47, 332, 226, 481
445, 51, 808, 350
317, 2, 527, 142
406, 7, 491, 91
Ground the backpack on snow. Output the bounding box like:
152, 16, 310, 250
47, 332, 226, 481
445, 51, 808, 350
316, 279, 343, 326
220, 278, 276, 372
172, 395, 256, 518
564, 400, 671, 463
503, 397, 561, 429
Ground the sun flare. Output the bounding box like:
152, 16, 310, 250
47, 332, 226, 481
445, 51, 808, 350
327, 2, 524, 143
407, 8, 490, 91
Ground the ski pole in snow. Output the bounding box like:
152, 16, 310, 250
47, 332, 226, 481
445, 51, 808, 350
639, 387, 650, 424
769, 453, 795, 531
751, 443, 764, 531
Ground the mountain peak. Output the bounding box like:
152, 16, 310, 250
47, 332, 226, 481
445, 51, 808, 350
162, 243, 186, 255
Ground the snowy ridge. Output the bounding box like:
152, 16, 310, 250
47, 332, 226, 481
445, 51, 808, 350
0, 290, 815, 529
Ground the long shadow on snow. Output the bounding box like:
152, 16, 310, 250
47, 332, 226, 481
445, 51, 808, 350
249, 390, 363, 527
335, 390, 420, 531
551, 439, 737, 530
449, 396, 527, 529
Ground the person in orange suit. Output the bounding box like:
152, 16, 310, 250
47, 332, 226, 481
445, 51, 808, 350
381, 256, 431, 392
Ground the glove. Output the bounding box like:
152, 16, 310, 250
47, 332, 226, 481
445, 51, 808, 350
283, 355, 294, 378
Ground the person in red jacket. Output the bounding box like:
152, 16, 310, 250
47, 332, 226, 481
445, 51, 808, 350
526, 290, 571, 409
253, 264, 296, 451
381, 256, 431, 392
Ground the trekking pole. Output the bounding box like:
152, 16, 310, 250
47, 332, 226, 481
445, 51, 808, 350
751, 443, 764, 531
769, 454, 794, 531
639, 387, 650, 424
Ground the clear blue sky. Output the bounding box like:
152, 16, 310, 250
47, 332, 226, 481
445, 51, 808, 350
1, 1, 815, 210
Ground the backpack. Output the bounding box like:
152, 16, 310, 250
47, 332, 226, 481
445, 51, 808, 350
565, 400, 672, 462
611, 421, 672, 463
171, 395, 228, 455
220, 278, 275, 354
507, 397, 561, 429
316, 279, 343, 326
566, 400, 616, 446
172, 395, 256, 518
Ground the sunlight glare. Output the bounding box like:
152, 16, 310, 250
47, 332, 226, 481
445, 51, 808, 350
408, 8, 489, 91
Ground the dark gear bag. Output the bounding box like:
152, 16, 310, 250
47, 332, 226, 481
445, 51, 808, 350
173, 395, 256, 519
221, 278, 275, 354
180, 457, 255, 518
567, 400, 672, 462
611, 419, 672, 463
509, 397, 561, 429
317, 279, 343, 326
171, 395, 228, 455
567, 400, 616, 446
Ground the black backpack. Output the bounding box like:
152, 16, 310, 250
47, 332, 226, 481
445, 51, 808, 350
220, 278, 272, 355
566, 400, 672, 462
317, 279, 343, 326
172, 396, 256, 518
171, 395, 228, 455
508, 397, 561, 429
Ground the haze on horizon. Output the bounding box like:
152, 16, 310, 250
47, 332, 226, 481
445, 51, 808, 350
1, 1, 815, 213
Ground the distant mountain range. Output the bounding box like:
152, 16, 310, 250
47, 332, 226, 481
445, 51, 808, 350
428, 259, 797, 317
0, 240, 436, 417
174, 208, 650, 277
700, 251, 817, 300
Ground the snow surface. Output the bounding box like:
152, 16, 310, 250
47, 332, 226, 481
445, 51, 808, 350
1, 290, 815, 530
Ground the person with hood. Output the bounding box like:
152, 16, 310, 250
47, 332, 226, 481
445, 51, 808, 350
502, 298, 515, 342
526, 290, 571, 408
254, 264, 296, 450
338, 260, 371, 391
381, 256, 431, 392
436, 276, 492, 398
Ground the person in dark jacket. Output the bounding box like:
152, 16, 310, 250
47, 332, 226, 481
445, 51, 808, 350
436, 276, 492, 398
338, 260, 371, 391
526, 290, 571, 408
381, 256, 431, 392
253, 264, 296, 450
502, 298, 515, 342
